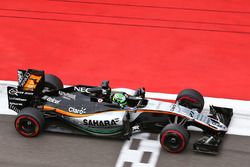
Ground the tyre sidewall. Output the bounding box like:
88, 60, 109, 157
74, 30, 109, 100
15, 107, 44, 137
160, 124, 189, 153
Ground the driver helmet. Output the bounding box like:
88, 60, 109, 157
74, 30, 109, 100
112, 93, 128, 106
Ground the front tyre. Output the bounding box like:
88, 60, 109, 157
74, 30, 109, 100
176, 89, 204, 113
15, 107, 45, 137
160, 124, 190, 153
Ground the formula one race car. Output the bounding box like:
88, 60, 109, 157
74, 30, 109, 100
7, 69, 233, 154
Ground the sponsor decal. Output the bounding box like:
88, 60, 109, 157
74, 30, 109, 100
22, 74, 42, 91
74, 86, 90, 93
189, 110, 195, 117
20, 72, 30, 87
9, 88, 19, 96
17, 70, 24, 85
10, 102, 23, 106
132, 124, 141, 132
59, 91, 76, 100
9, 97, 27, 102
8, 88, 34, 96
9, 105, 20, 112
209, 119, 222, 128
68, 107, 86, 114
83, 118, 119, 126
170, 104, 181, 113
24, 91, 34, 95
170, 104, 176, 111
42, 96, 61, 104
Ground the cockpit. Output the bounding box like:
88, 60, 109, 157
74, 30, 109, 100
87, 81, 148, 108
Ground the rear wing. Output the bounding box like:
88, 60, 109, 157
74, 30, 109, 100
17, 69, 45, 92
7, 69, 45, 112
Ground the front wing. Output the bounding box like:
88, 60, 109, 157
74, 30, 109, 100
193, 106, 233, 154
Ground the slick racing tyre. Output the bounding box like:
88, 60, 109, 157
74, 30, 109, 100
15, 107, 45, 137
176, 89, 204, 113
160, 124, 189, 153
43, 74, 63, 92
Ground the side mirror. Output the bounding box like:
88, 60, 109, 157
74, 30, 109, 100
101, 80, 110, 89
134, 87, 145, 98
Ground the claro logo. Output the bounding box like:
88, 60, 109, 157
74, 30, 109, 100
68, 107, 86, 114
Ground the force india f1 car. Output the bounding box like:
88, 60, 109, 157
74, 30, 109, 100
7, 69, 233, 154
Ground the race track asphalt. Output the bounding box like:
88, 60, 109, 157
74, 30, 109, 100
0, 115, 250, 167
0, 115, 122, 167
157, 131, 250, 167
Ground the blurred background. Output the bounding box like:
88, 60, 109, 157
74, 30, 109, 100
0, 0, 249, 100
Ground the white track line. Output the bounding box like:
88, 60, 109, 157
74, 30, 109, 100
115, 133, 161, 167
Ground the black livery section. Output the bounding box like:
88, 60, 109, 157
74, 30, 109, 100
43, 89, 122, 115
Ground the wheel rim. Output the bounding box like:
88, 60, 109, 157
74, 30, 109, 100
161, 130, 186, 153
15, 116, 40, 137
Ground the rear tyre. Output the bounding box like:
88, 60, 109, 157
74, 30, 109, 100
160, 124, 189, 153
15, 107, 45, 137
176, 89, 204, 113
43, 74, 63, 92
